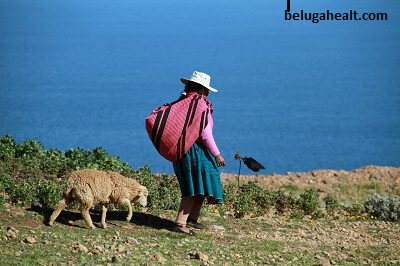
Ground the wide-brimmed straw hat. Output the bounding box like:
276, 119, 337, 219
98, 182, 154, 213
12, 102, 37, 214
180, 71, 218, 92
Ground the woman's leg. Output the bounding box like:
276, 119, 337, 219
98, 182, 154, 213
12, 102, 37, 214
175, 196, 195, 231
188, 195, 205, 221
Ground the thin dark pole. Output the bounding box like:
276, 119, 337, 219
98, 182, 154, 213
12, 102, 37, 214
237, 159, 242, 189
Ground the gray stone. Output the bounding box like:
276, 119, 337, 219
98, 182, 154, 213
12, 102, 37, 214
318, 257, 331, 266
194, 252, 208, 262
75, 243, 89, 253
210, 225, 225, 231
24, 236, 36, 244
154, 253, 167, 263
112, 255, 122, 263
126, 237, 140, 245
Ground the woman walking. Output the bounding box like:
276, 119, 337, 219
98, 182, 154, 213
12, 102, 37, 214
171, 71, 226, 236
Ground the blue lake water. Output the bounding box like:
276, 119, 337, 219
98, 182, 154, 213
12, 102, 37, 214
1, 0, 399, 175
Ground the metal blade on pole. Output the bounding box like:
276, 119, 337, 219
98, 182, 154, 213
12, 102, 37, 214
234, 151, 266, 189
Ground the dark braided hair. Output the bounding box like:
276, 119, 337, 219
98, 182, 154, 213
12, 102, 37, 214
177, 81, 206, 101
184, 81, 206, 94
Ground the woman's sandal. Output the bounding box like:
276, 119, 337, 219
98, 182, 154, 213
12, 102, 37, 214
187, 218, 206, 229
172, 225, 196, 236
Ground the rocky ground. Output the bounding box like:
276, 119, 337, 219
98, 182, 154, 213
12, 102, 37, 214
1, 203, 400, 265
221, 165, 400, 201
1, 165, 399, 265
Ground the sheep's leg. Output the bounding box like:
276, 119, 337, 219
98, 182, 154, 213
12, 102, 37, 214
120, 198, 133, 222
100, 203, 108, 229
47, 196, 73, 226
74, 186, 96, 229
80, 202, 95, 229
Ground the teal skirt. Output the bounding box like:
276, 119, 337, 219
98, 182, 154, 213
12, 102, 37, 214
173, 142, 224, 204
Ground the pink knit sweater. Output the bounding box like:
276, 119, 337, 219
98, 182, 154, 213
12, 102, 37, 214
197, 111, 220, 157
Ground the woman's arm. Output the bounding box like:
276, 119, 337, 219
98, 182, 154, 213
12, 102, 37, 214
197, 112, 226, 167
197, 113, 220, 157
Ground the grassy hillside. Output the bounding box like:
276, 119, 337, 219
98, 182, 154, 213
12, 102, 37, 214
1, 135, 399, 265
1, 203, 400, 265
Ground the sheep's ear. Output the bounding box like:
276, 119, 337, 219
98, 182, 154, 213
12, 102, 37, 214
137, 187, 145, 196
138, 186, 148, 196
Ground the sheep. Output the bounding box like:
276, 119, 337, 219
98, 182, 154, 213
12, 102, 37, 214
47, 169, 148, 229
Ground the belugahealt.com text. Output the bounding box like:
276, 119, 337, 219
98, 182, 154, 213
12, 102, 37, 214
285, 10, 388, 23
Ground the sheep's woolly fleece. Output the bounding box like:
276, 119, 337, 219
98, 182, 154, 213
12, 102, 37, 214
48, 169, 148, 229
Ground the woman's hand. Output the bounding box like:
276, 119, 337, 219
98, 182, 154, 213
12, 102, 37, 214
215, 154, 226, 167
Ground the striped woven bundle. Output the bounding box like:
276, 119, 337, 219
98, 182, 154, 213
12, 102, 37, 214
146, 94, 210, 162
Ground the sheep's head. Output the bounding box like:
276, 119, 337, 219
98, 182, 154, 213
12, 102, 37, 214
134, 185, 148, 207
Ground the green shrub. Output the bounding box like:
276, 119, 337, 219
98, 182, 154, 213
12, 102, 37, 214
222, 183, 237, 204
16, 139, 46, 159
0, 135, 17, 160
233, 182, 261, 217
133, 166, 180, 210
0, 136, 182, 211
40, 149, 69, 180
0, 194, 5, 206
227, 185, 298, 217
233, 190, 255, 218
85, 147, 132, 173
289, 210, 304, 220
133, 166, 159, 209
323, 194, 339, 213
0, 136, 138, 181
36, 179, 65, 208
280, 184, 299, 193
311, 209, 325, 220
1, 138, 47, 179
274, 189, 297, 213
3, 135, 359, 221
297, 188, 320, 215
0, 175, 13, 193
364, 193, 400, 221
8, 179, 38, 206
0, 174, 64, 208
233, 182, 276, 217
64, 147, 134, 174
213, 183, 236, 215
343, 203, 364, 216
156, 174, 180, 210
64, 148, 87, 170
